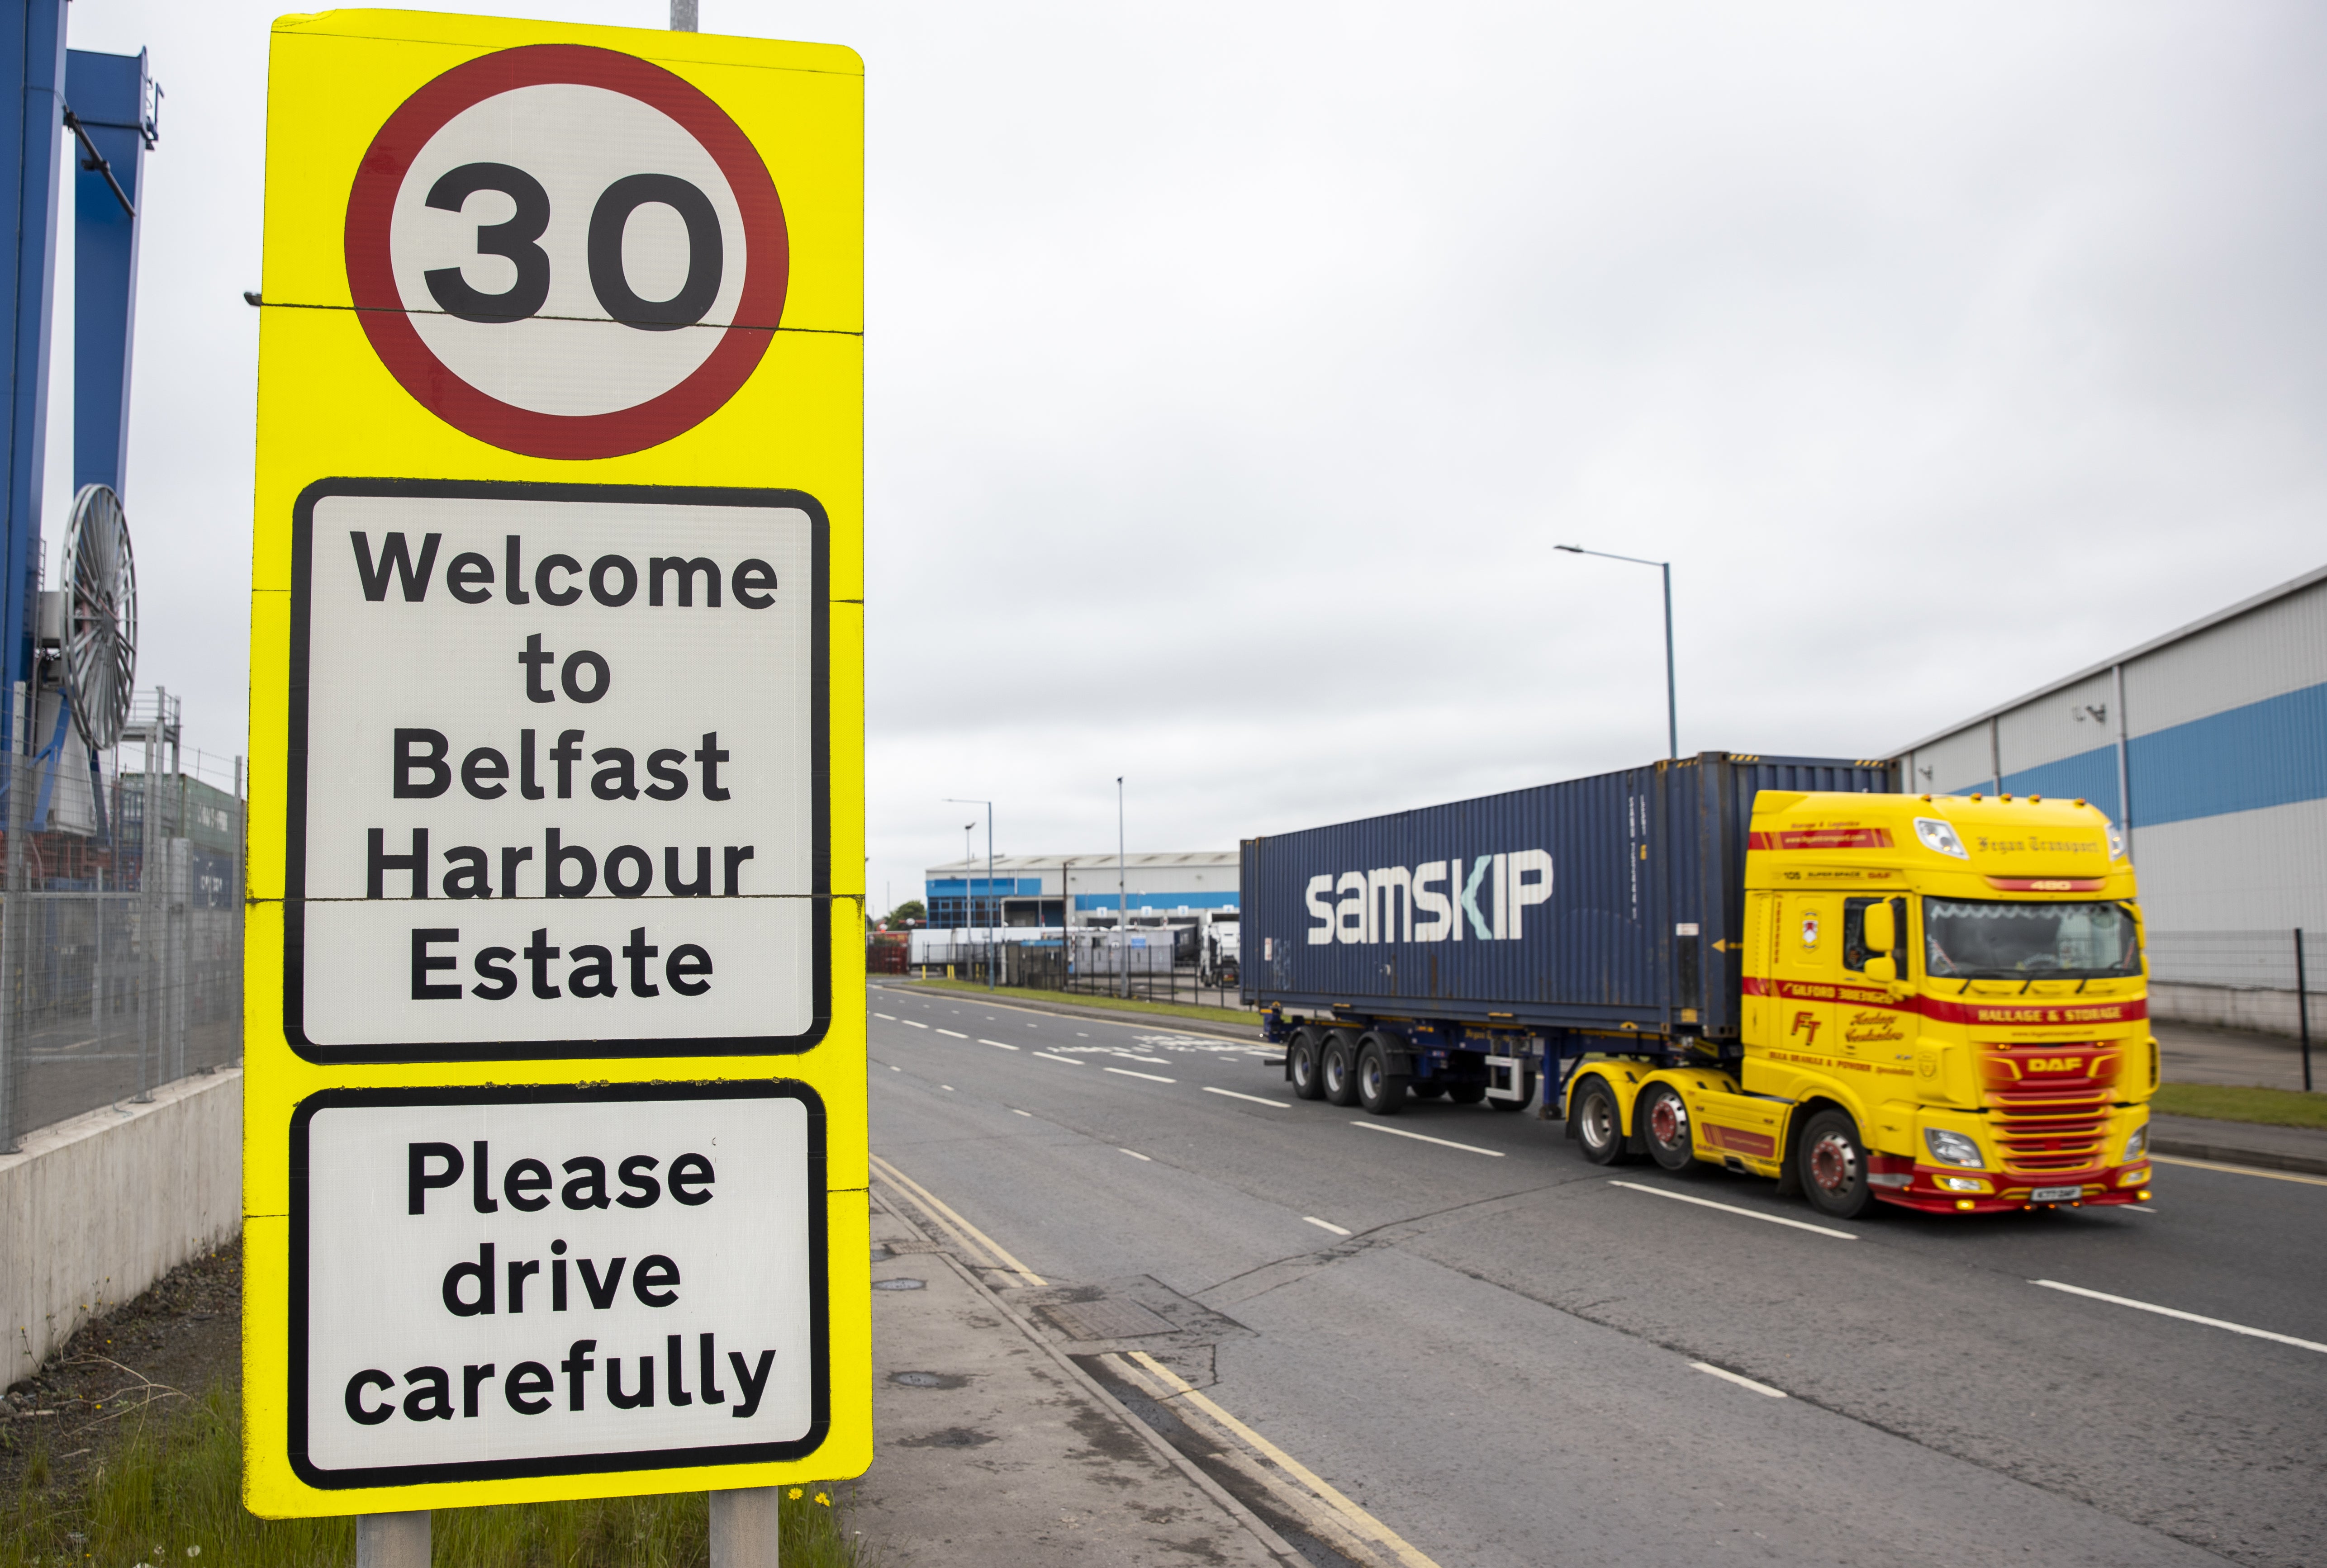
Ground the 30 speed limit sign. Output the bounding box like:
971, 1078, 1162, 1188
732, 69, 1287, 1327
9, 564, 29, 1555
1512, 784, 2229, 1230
344, 43, 790, 459
245, 12, 866, 1518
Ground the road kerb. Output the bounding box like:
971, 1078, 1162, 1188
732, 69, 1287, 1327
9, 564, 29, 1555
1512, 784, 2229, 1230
867, 1182, 1306, 1566
868, 1151, 1046, 1286
1127, 1350, 1447, 1568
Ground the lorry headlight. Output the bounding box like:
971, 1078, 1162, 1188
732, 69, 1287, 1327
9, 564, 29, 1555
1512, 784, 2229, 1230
1924, 1128, 1984, 1168
1914, 817, 1969, 859
2124, 1126, 2147, 1161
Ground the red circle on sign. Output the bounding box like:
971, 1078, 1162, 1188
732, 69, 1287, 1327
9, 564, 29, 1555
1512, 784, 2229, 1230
344, 44, 789, 460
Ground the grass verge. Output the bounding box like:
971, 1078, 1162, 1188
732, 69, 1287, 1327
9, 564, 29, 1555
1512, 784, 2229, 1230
902, 977, 1260, 1030
2154, 1081, 2327, 1129
2, 1383, 866, 1568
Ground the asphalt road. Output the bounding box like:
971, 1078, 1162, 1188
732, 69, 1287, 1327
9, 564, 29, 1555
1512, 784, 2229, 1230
865, 983, 2327, 1568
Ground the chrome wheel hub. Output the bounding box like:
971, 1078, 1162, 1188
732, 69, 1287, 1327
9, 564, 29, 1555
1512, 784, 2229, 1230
1809, 1131, 1859, 1193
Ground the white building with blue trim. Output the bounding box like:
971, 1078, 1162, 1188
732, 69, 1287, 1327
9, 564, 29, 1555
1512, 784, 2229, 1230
924, 851, 1239, 931
1893, 562, 2326, 968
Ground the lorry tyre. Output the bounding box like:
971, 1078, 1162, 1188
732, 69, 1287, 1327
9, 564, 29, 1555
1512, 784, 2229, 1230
1322, 1036, 1363, 1107
1798, 1108, 1876, 1219
1356, 1038, 1410, 1115
1640, 1084, 1695, 1170
1288, 1030, 1326, 1101
1446, 1083, 1489, 1105
1571, 1078, 1629, 1165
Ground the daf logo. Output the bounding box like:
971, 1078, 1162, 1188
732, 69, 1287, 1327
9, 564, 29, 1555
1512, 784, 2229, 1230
2027, 1056, 2084, 1074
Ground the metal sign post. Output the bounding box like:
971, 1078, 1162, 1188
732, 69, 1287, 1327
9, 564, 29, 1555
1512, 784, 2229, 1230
243, 11, 868, 1535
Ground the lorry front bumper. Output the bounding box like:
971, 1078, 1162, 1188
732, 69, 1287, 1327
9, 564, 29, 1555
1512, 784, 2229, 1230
1873, 1163, 2152, 1214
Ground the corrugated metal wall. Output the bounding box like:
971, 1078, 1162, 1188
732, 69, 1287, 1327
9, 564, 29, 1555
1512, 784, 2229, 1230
1243, 753, 1891, 1033
1895, 567, 2327, 932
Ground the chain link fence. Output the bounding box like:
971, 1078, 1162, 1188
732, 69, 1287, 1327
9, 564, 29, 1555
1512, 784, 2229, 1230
2143, 928, 2317, 1046
883, 932, 1247, 1012
0, 692, 244, 1153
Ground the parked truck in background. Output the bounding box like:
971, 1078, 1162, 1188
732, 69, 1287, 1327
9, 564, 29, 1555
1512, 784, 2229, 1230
1240, 752, 2156, 1218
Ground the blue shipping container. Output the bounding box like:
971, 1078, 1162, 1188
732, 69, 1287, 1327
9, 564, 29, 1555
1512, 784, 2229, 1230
1240, 752, 1895, 1036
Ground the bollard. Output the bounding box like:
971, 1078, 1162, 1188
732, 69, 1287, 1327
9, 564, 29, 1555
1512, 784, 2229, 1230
354, 1511, 429, 1568
709, 1485, 782, 1568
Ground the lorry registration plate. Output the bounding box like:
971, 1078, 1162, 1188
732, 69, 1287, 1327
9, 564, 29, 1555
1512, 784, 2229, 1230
2029, 1186, 2085, 1203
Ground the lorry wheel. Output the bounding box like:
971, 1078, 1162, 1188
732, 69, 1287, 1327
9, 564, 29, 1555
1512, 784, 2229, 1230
1413, 1083, 1447, 1100
1356, 1039, 1410, 1115
1797, 1108, 1875, 1219
1446, 1083, 1488, 1105
1572, 1079, 1629, 1165
1640, 1085, 1694, 1170
1288, 1031, 1326, 1101
1322, 1036, 1363, 1107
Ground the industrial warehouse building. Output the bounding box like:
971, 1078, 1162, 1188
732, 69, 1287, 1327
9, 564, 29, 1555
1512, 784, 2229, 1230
923, 851, 1239, 929
1892, 562, 2326, 1034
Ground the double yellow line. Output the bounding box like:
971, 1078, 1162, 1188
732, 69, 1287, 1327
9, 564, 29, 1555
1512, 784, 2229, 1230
866, 1150, 1444, 1568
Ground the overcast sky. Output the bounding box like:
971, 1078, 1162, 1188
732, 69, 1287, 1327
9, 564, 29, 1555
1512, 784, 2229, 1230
62, 1, 2327, 915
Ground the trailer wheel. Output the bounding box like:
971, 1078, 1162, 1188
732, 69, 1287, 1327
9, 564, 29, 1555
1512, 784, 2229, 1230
1446, 1083, 1488, 1105
1797, 1108, 1875, 1219
1640, 1084, 1694, 1170
1572, 1078, 1629, 1165
1356, 1037, 1409, 1116
1288, 1030, 1326, 1101
1321, 1036, 1363, 1108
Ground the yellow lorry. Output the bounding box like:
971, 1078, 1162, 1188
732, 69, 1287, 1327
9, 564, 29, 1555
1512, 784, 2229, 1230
1565, 788, 2153, 1217
1247, 754, 2155, 1219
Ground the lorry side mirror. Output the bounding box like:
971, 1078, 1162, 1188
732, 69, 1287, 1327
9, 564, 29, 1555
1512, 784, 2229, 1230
1862, 903, 1895, 954
1864, 954, 1897, 983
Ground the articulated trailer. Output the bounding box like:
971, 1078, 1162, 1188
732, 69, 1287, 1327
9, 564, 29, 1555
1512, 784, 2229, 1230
1240, 753, 2156, 1219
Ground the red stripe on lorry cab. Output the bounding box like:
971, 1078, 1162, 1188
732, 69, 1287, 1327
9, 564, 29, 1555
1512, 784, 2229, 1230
1739, 976, 2147, 1026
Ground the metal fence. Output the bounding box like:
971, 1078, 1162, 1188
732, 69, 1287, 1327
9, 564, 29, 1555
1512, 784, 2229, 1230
0, 714, 245, 1153
2142, 929, 2315, 1089
2144, 929, 2320, 995
881, 935, 1247, 1012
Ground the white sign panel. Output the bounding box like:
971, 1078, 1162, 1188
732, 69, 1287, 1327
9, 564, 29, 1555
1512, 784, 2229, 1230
286, 480, 829, 1061
291, 1084, 826, 1487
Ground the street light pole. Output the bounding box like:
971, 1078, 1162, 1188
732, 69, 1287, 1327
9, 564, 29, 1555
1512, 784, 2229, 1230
1117, 782, 1130, 1000
1555, 544, 1678, 760
947, 800, 995, 990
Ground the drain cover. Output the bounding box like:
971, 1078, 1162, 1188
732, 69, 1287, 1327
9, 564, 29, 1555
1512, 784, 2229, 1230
872, 1277, 926, 1291
1038, 1296, 1174, 1341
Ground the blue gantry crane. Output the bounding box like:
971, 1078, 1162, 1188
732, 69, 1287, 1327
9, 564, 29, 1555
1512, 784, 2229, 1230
0, 0, 156, 813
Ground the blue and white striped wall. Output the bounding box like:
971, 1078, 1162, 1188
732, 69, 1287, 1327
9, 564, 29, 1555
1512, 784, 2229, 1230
1895, 565, 2327, 932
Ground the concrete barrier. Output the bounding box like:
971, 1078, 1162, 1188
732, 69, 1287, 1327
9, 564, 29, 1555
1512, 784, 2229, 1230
1, 1067, 241, 1382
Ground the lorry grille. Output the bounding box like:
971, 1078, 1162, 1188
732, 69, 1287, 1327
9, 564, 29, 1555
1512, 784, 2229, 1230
1982, 1043, 2120, 1174
1991, 1099, 2111, 1171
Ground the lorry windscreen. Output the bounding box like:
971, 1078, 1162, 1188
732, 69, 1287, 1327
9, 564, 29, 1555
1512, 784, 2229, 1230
1923, 898, 2141, 980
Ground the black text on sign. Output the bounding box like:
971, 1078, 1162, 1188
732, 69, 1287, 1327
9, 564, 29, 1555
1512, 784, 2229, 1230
291, 1083, 826, 1486
286, 479, 830, 1061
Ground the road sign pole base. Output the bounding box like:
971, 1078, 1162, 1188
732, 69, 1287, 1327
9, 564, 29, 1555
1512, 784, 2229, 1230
710, 1485, 781, 1568
355, 1511, 429, 1568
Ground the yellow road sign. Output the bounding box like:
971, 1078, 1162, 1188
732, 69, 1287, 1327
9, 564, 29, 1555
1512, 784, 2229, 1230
243, 9, 864, 1516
